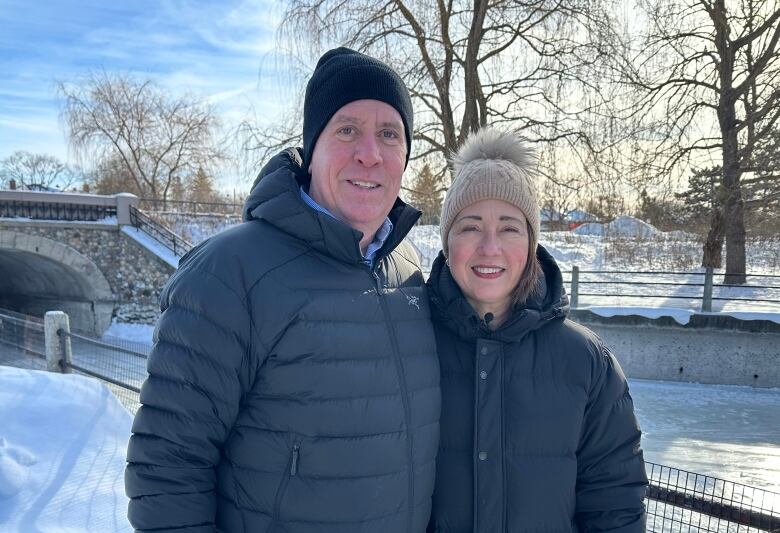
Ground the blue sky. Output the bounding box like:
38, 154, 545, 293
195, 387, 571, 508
0, 0, 295, 189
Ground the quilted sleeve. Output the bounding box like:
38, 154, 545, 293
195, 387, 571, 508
574, 341, 648, 532
125, 264, 258, 532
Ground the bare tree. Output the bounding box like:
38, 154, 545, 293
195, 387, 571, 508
626, 0, 780, 283
243, 0, 622, 192
60, 71, 225, 202
0, 151, 80, 191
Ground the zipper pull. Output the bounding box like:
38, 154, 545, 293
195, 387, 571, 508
372, 270, 383, 293
290, 443, 300, 476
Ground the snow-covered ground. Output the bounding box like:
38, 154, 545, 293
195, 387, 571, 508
0, 366, 132, 532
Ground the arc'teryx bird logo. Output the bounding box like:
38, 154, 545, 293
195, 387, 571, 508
406, 294, 420, 309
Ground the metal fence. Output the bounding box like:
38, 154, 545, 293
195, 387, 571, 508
129, 205, 193, 258
646, 462, 780, 532
0, 199, 117, 221
566, 268, 780, 312
138, 198, 242, 216
60, 328, 149, 413
0, 309, 47, 370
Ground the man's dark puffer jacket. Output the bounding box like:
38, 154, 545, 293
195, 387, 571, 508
125, 150, 440, 532
427, 245, 647, 532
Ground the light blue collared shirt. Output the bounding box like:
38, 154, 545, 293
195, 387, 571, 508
299, 186, 393, 267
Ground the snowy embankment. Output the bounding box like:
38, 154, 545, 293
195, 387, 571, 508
0, 366, 132, 532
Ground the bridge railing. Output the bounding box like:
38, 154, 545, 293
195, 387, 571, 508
0, 190, 138, 224
129, 205, 193, 257
0, 192, 118, 221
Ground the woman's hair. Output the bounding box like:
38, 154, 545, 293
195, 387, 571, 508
510, 220, 541, 307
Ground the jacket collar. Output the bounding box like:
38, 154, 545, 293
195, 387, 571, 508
427, 244, 570, 342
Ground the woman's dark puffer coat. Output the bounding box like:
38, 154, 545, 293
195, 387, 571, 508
427, 246, 647, 532
125, 151, 440, 532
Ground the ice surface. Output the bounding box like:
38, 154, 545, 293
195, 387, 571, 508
631, 378, 780, 495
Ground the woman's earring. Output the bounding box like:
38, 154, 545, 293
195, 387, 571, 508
445, 257, 450, 267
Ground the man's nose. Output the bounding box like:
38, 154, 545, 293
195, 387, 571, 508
354, 135, 382, 167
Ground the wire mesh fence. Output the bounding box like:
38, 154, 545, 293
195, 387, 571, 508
64, 327, 150, 414
646, 462, 780, 532
0, 309, 47, 370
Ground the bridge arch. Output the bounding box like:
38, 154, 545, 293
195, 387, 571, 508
0, 230, 115, 334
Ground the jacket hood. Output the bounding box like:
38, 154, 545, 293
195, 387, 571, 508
427, 244, 569, 342
242, 148, 421, 264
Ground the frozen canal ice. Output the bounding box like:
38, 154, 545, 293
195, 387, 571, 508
630, 378, 780, 494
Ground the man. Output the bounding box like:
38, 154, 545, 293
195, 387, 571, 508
125, 48, 440, 532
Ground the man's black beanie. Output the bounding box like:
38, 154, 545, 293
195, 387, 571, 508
303, 47, 414, 169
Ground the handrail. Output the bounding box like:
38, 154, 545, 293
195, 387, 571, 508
129, 205, 192, 257
138, 197, 241, 215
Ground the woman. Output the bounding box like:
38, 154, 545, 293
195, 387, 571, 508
427, 128, 647, 532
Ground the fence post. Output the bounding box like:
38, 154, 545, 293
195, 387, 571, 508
44, 311, 72, 373
701, 267, 714, 312
571, 265, 579, 309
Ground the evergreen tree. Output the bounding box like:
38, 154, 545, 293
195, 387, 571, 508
406, 164, 444, 225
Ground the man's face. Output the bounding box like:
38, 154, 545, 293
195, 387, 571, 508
308, 99, 407, 237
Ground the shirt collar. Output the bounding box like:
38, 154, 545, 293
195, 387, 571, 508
299, 186, 394, 266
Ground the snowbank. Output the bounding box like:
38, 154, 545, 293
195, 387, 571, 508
573, 215, 658, 238
0, 366, 132, 532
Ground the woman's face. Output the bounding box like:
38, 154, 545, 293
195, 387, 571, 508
447, 199, 530, 316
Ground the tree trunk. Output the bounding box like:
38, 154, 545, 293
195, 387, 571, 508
712, 0, 747, 285
702, 208, 724, 268
723, 186, 747, 284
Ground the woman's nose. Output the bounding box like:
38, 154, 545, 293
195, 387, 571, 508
478, 232, 501, 255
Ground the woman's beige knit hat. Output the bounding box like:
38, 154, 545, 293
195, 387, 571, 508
440, 128, 539, 257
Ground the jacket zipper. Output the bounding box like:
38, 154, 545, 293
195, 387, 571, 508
370, 267, 415, 532
272, 443, 300, 521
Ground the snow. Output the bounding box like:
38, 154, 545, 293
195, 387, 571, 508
102, 321, 155, 346
121, 225, 180, 269
0, 366, 132, 532
572, 221, 606, 236
572, 215, 658, 238
585, 306, 697, 325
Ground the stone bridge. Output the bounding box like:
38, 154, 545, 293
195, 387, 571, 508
0, 191, 181, 335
